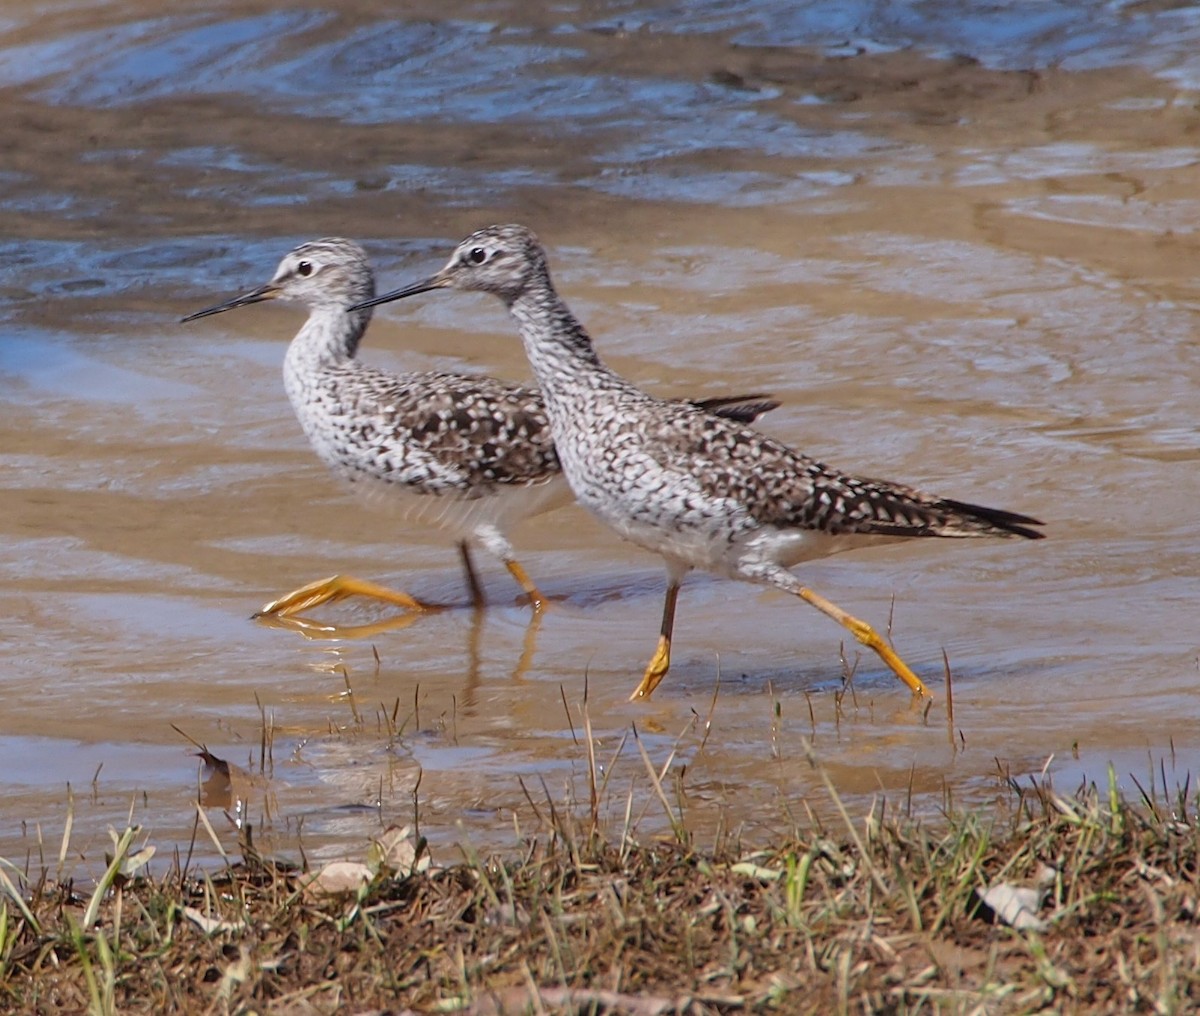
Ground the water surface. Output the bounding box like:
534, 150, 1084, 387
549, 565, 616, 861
1, 0, 1198, 870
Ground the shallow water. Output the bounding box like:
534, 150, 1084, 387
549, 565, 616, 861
1, 0, 1198, 871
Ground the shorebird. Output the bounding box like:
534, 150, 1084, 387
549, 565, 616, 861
351, 225, 1045, 701
182, 238, 778, 618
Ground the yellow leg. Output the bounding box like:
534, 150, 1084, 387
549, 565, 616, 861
629, 581, 680, 701
505, 559, 549, 612
458, 542, 487, 610
254, 574, 432, 618
795, 586, 932, 699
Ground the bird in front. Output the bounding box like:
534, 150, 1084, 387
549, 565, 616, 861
350, 225, 1045, 701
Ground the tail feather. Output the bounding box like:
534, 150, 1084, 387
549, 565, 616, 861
690, 393, 780, 425
937, 498, 1045, 540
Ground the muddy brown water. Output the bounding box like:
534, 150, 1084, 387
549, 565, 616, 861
1, 1, 1198, 868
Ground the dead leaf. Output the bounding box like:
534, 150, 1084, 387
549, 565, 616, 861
977, 881, 1048, 931
182, 905, 246, 935
368, 824, 428, 877
300, 861, 373, 898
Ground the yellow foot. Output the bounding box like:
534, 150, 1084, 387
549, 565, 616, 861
841, 614, 931, 699
795, 586, 931, 699
254, 574, 432, 618
525, 589, 551, 613
505, 559, 550, 613
629, 636, 672, 702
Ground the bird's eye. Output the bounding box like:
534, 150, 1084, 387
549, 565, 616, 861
468, 247, 488, 265
296, 260, 314, 277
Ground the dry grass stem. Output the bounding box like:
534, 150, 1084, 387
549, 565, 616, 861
2, 736, 1198, 1014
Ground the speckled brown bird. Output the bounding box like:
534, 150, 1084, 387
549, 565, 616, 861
182, 237, 778, 618
352, 225, 1045, 701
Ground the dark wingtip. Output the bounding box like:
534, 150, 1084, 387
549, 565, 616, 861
723, 399, 781, 424
690, 392, 781, 425
940, 499, 1046, 540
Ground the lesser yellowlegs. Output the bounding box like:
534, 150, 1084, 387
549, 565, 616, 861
351, 225, 1045, 700
182, 237, 778, 618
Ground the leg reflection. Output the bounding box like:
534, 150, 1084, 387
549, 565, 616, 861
257, 602, 544, 706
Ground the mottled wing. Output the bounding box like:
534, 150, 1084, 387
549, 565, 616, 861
322, 366, 559, 495
642, 401, 1042, 539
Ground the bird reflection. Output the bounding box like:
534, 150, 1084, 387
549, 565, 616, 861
255, 605, 544, 709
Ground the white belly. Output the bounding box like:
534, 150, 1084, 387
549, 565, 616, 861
338, 468, 574, 543
601, 504, 905, 580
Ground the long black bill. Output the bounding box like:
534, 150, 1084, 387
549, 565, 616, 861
348, 275, 444, 313
180, 283, 279, 323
